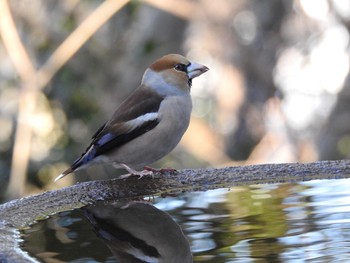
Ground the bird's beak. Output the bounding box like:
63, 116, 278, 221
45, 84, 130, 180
187, 62, 209, 79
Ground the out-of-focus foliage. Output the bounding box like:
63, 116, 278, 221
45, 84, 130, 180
1, 0, 350, 200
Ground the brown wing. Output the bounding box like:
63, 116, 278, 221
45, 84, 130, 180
69, 86, 164, 170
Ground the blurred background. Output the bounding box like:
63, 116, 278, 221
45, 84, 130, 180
1, 0, 350, 201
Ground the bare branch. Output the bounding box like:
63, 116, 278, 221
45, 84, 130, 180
0, 0, 130, 199
144, 0, 196, 20
36, 0, 130, 89
0, 0, 36, 82
0, 0, 39, 198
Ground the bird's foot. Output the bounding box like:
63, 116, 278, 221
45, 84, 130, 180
120, 164, 154, 179
144, 166, 178, 174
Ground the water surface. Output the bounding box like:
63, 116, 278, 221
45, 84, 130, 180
22, 179, 350, 262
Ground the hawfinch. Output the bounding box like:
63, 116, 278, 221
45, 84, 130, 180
84, 201, 192, 262
55, 54, 208, 181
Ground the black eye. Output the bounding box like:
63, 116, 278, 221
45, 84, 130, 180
174, 63, 187, 72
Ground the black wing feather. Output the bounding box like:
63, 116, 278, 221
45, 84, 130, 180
71, 119, 159, 170
69, 86, 164, 171
95, 119, 159, 156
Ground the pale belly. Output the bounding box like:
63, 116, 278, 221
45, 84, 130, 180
102, 95, 192, 169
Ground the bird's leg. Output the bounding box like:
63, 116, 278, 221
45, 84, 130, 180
120, 163, 139, 174
144, 166, 178, 174
119, 163, 154, 179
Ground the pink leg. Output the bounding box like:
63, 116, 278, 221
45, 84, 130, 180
144, 166, 178, 174
119, 163, 154, 179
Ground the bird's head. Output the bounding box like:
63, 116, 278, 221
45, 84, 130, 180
142, 54, 209, 95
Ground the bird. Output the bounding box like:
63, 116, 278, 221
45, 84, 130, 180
83, 201, 192, 262
55, 54, 209, 182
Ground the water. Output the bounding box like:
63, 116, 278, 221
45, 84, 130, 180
21, 179, 350, 262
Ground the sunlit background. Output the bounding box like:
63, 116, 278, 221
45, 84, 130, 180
1, 0, 350, 201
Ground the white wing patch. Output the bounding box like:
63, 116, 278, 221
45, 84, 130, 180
125, 112, 158, 131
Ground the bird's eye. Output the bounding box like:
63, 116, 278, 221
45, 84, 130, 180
174, 63, 187, 72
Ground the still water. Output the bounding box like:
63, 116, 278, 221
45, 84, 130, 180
22, 179, 350, 262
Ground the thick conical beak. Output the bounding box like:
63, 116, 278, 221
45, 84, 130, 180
187, 62, 209, 79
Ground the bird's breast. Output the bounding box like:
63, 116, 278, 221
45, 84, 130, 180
158, 94, 192, 134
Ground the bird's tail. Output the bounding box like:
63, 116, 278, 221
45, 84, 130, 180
55, 144, 97, 182
54, 167, 74, 182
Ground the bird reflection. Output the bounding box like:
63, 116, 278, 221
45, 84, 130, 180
82, 201, 192, 263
